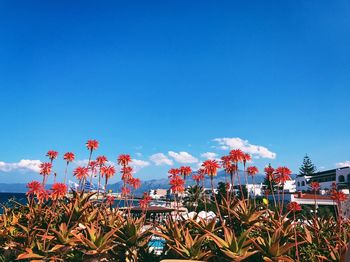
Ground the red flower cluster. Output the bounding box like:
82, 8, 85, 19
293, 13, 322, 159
168, 168, 180, 179
264, 165, 275, 181
180, 166, 192, 179
51, 183, 67, 200
46, 150, 58, 161
170, 175, 185, 193
26, 181, 50, 204
37, 189, 50, 204
331, 191, 347, 202
242, 153, 251, 165
40, 162, 52, 176
202, 160, 221, 177
139, 192, 152, 209
274, 166, 292, 184
26, 181, 43, 196
100, 166, 116, 179
121, 186, 130, 196
230, 149, 245, 163
247, 166, 259, 176
89, 161, 98, 173
287, 201, 302, 212
73, 166, 89, 180
63, 152, 75, 162
221, 156, 232, 170
118, 154, 132, 166
86, 139, 99, 151
121, 166, 133, 181
310, 181, 320, 191
192, 170, 205, 184
128, 177, 141, 190
96, 155, 108, 166
226, 164, 238, 175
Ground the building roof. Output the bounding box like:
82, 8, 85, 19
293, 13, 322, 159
309, 166, 349, 177
294, 193, 333, 200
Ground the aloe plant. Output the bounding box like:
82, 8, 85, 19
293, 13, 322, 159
207, 225, 257, 261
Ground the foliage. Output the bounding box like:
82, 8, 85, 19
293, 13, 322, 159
0, 142, 349, 261
299, 154, 317, 177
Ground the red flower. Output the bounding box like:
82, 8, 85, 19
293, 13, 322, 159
100, 166, 116, 179
37, 189, 50, 204
121, 166, 133, 181
275, 166, 292, 184
140, 192, 152, 209
225, 163, 238, 175
229, 149, 244, 163
63, 152, 75, 162
118, 154, 132, 166
264, 165, 275, 181
46, 150, 58, 161
106, 195, 115, 205
202, 160, 221, 177
331, 191, 347, 202
86, 140, 99, 151
170, 175, 185, 193
39, 162, 52, 176
96, 155, 108, 166
121, 186, 130, 196
179, 166, 192, 178
287, 201, 302, 212
51, 183, 67, 200
221, 155, 233, 169
89, 161, 98, 173
310, 181, 320, 191
247, 166, 259, 176
242, 153, 251, 165
26, 181, 43, 196
73, 166, 89, 180
128, 177, 141, 190
168, 168, 180, 179
192, 172, 205, 183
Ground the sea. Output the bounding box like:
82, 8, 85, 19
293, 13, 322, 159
0, 192, 141, 213
0, 192, 27, 205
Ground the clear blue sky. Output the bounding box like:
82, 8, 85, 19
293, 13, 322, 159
0, 1, 349, 184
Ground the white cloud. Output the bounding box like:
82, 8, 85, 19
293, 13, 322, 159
201, 152, 218, 160
336, 161, 350, 168
0, 159, 42, 173
213, 137, 276, 159
150, 153, 173, 166
168, 151, 198, 164
74, 159, 89, 166
74, 159, 116, 167
131, 159, 150, 172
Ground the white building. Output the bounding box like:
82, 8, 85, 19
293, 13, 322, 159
246, 183, 263, 197
149, 189, 167, 200
295, 166, 350, 193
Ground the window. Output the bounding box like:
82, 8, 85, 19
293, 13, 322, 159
297, 182, 300, 187
339, 175, 345, 183
301, 181, 305, 186
347, 174, 350, 182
